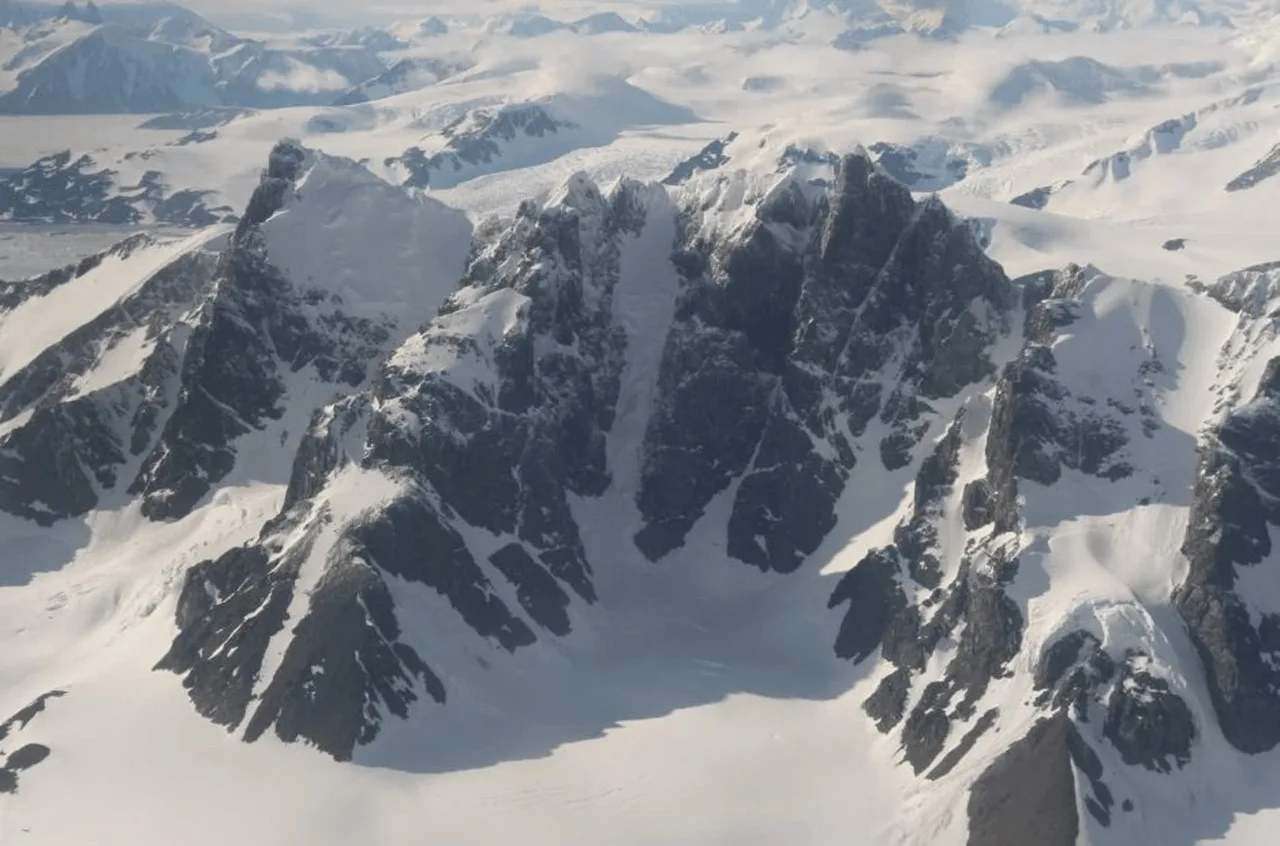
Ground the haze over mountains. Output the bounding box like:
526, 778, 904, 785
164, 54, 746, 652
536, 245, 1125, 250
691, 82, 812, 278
2, 1, 1280, 845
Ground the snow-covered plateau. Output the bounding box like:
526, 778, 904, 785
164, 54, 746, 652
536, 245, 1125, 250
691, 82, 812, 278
2, 1, 1280, 844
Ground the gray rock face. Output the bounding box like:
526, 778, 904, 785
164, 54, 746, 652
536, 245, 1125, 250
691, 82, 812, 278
160, 170, 655, 759
967, 716, 1080, 846
1103, 663, 1195, 773
1034, 629, 1117, 716
977, 267, 1133, 533
0, 150, 235, 226
1034, 629, 1195, 776
1010, 180, 1073, 210
638, 153, 1013, 572
1010, 186, 1052, 209
1176, 355, 1280, 753
967, 710, 1125, 841
867, 140, 977, 191
662, 133, 739, 186
1225, 142, 1280, 192
0, 140, 409, 531
831, 406, 1025, 775
387, 105, 572, 189
157, 148, 1018, 759
0, 240, 218, 524
0, 690, 65, 795
129, 141, 392, 521
830, 258, 1196, 794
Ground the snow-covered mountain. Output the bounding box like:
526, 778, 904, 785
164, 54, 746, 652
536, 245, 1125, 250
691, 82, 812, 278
5, 2, 1280, 844
0, 122, 1277, 842
0, 5, 390, 113
332, 57, 469, 107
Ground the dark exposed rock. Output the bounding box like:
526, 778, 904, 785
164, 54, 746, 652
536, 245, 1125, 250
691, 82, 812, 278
1163, 238, 1187, 251
830, 549, 907, 663
865, 667, 912, 732
927, 708, 999, 780
387, 105, 571, 189
157, 540, 304, 730
662, 133, 738, 185
490, 543, 573, 637
0, 141, 394, 529
130, 141, 391, 521
977, 270, 1134, 534
127, 237, 295, 520
162, 169, 655, 758
0, 151, 137, 223
837, 529, 1025, 771
0, 691, 66, 742
961, 479, 994, 530
244, 545, 447, 760
0, 248, 217, 524
1010, 186, 1051, 209
1225, 142, 1280, 192
1033, 629, 1117, 717
945, 559, 1023, 707
967, 715, 1080, 846
0, 150, 233, 226
147, 145, 1100, 768
639, 152, 1012, 571
903, 681, 953, 773
1175, 357, 1280, 754
1194, 261, 1280, 315
283, 396, 370, 510
830, 383, 1025, 776
0, 694, 62, 794
1020, 264, 1086, 343
348, 498, 536, 651
1034, 626, 1196, 781
867, 140, 981, 192
1103, 664, 1195, 773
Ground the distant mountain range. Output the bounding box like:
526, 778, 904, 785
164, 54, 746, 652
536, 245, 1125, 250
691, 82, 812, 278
0, 0, 1251, 116
0, 2, 386, 113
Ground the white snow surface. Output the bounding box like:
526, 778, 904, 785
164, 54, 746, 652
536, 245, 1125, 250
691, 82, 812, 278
261, 151, 473, 322
0, 228, 219, 384
4, 1, 1280, 844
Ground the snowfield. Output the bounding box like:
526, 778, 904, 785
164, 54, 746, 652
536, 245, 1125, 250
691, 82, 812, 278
3, 1, 1280, 845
